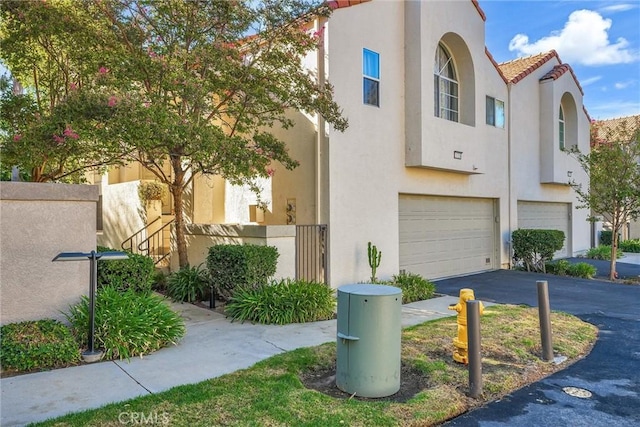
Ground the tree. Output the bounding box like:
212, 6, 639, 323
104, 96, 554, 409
89, 0, 347, 268
0, 0, 125, 182
568, 116, 640, 280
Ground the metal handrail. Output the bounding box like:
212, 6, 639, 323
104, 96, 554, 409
121, 216, 163, 253
138, 219, 175, 265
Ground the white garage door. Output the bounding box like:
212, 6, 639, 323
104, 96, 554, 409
517, 201, 571, 258
399, 195, 497, 280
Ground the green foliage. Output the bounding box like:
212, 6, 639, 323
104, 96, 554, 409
388, 272, 436, 304
367, 241, 382, 282
599, 231, 621, 246
545, 259, 571, 276
225, 279, 335, 325
166, 264, 210, 303
512, 229, 565, 273
545, 260, 596, 278
585, 245, 622, 260
620, 239, 640, 253
207, 244, 279, 301
567, 263, 597, 279
568, 118, 640, 280
65, 286, 185, 360
0, 320, 80, 372
96, 245, 154, 294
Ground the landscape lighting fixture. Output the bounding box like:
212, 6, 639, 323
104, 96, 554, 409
53, 250, 128, 362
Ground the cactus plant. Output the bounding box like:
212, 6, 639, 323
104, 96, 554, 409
368, 241, 382, 282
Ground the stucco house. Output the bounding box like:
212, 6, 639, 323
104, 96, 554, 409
96, 0, 591, 287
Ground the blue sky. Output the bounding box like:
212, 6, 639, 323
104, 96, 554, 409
479, 0, 640, 120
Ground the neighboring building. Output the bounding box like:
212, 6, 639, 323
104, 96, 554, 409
591, 115, 640, 241
97, 0, 591, 286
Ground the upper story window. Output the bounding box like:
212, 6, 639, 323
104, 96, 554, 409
559, 105, 565, 150
363, 48, 379, 107
486, 96, 505, 128
434, 43, 458, 122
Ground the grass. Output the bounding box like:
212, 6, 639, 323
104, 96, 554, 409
33, 305, 597, 427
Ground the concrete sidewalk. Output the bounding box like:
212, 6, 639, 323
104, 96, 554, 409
1, 295, 472, 427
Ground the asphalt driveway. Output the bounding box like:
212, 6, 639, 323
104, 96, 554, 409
435, 268, 640, 426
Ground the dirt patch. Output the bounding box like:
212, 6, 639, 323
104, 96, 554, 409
301, 362, 432, 403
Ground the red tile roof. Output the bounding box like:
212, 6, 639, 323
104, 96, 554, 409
497, 51, 559, 84
540, 63, 584, 96
471, 0, 486, 21
592, 115, 640, 144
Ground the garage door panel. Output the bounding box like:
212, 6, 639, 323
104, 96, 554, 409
399, 195, 496, 280
517, 201, 571, 258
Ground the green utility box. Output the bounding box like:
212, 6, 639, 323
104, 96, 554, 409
336, 284, 402, 398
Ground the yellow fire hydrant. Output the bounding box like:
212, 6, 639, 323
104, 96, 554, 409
448, 288, 484, 364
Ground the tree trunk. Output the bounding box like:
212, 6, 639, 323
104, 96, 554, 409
172, 185, 189, 268
170, 157, 190, 269
609, 219, 619, 281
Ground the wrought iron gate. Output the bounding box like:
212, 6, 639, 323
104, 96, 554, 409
295, 225, 328, 284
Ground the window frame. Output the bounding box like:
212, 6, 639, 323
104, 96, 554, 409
486, 96, 505, 128
559, 105, 565, 150
434, 43, 459, 122
363, 48, 380, 107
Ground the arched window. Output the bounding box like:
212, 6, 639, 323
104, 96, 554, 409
558, 106, 565, 150
434, 43, 459, 122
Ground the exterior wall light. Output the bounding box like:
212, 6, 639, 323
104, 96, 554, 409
454, 151, 463, 160
567, 171, 573, 177
53, 250, 128, 362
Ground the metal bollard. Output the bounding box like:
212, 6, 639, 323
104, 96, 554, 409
467, 300, 482, 398
209, 285, 216, 309
537, 280, 554, 361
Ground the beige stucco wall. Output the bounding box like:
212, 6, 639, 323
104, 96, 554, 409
171, 224, 296, 281
0, 182, 98, 325
320, 0, 512, 286
97, 180, 145, 250
509, 58, 591, 256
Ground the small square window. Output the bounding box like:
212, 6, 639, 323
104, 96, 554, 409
486, 96, 505, 128
363, 48, 379, 106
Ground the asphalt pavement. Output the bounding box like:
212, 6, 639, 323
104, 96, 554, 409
436, 258, 640, 427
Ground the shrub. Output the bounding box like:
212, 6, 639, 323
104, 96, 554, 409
389, 272, 436, 304
65, 286, 185, 360
599, 230, 621, 246
512, 229, 565, 273
166, 264, 210, 303
620, 239, 640, 253
225, 279, 335, 325
0, 320, 80, 372
545, 259, 571, 276
97, 246, 155, 294
567, 262, 597, 279
585, 245, 622, 260
207, 244, 279, 301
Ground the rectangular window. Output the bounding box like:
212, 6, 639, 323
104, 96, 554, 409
363, 48, 379, 107
486, 96, 505, 128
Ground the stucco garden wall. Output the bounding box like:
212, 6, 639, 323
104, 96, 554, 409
0, 182, 98, 325
171, 224, 296, 281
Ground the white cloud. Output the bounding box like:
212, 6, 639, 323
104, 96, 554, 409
599, 4, 636, 13
508, 9, 638, 66
580, 76, 603, 86
614, 80, 636, 89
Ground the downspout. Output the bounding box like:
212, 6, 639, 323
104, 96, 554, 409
315, 16, 327, 224
507, 82, 513, 268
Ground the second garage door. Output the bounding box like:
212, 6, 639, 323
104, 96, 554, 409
399, 195, 498, 280
517, 201, 571, 258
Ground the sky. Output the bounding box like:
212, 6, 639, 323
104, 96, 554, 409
479, 0, 640, 120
